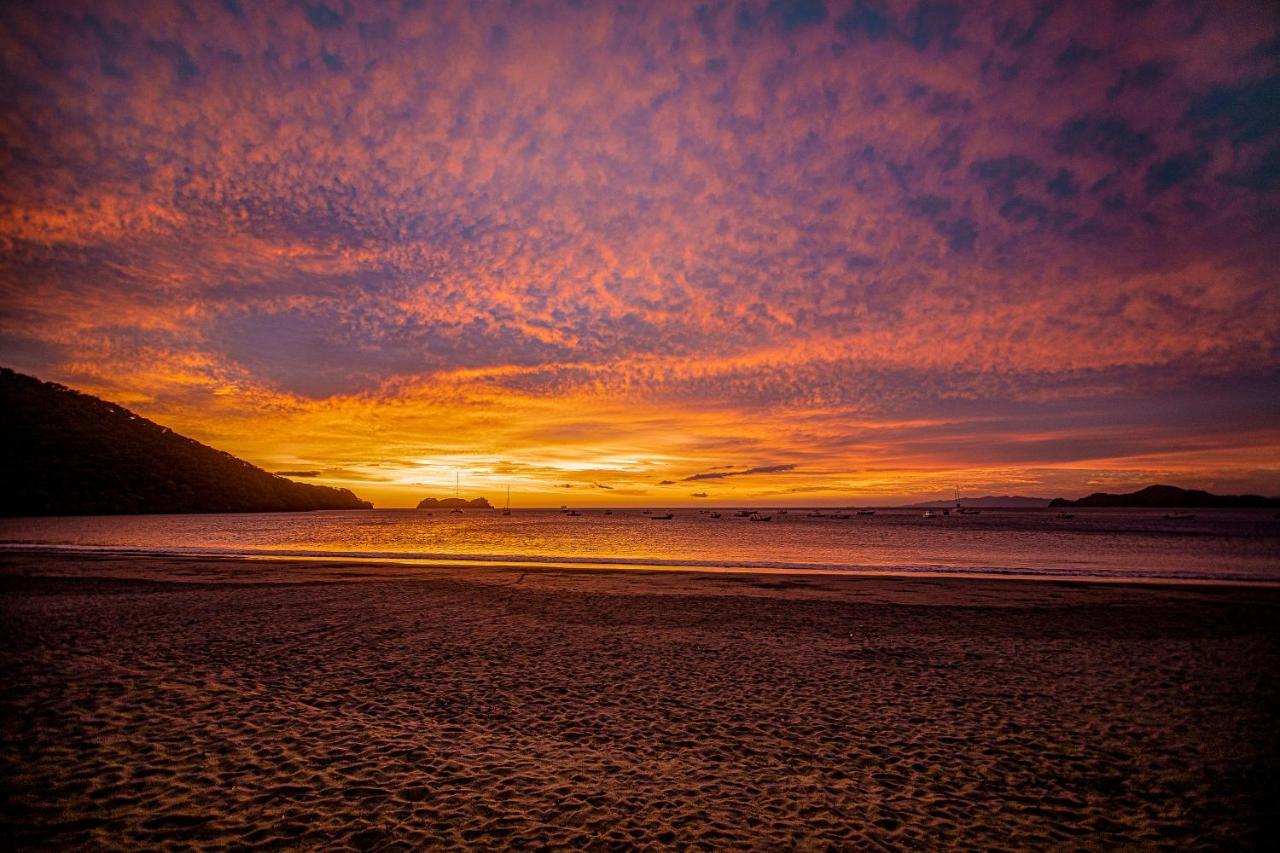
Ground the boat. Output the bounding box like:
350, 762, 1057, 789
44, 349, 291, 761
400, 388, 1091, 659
1056, 512, 1075, 519
750, 514, 772, 522
502, 485, 511, 516
709, 512, 722, 518
856, 509, 875, 516
566, 510, 582, 516
651, 512, 674, 520
733, 510, 751, 517
1163, 512, 1196, 520
922, 510, 938, 518
952, 487, 980, 515
806, 511, 825, 518
450, 472, 464, 513
603, 510, 613, 515
831, 513, 851, 519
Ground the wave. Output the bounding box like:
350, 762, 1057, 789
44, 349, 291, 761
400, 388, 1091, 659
3, 542, 1277, 584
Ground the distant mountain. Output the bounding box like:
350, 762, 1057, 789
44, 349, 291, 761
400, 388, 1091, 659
417, 497, 492, 509
0, 367, 373, 516
909, 495, 1053, 509
1049, 484, 1280, 509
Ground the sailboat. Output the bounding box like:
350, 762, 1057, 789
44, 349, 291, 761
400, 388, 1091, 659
955, 487, 980, 515
502, 485, 511, 516
450, 472, 464, 513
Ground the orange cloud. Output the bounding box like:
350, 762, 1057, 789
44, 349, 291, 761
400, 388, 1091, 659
1, 0, 1277, 504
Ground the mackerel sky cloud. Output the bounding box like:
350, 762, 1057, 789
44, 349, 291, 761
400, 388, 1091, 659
1, 0, 1277, 505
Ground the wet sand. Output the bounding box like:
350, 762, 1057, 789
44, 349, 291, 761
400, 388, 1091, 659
2, 551, 1278, 849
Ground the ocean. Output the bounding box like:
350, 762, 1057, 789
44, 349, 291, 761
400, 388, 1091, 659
2, 507, 1278, 583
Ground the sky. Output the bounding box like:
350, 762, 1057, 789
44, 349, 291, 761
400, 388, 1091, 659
1, 0, 1278, 507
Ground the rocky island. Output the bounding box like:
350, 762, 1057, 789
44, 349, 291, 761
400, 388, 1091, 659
416, 497, 492, 509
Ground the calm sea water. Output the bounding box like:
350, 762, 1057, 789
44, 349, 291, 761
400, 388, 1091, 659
2, 508, 1279, 582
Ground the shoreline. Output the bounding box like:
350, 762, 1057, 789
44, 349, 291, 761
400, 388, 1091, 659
3, 545, 1278, 588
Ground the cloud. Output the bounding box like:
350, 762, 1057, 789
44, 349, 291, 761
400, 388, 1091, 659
970, 156, 1042, 197
1184, 75, 1280, 145
683, 464, 798, 482
1055, 41, 1104, 72
0, 0, 1276, 503
1145, 150, 1212, 194
1055, 116, 1156, 164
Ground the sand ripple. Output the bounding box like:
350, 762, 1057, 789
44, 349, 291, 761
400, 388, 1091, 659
2, 565, 1277, 849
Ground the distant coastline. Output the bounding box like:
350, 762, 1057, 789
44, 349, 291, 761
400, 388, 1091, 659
906, 495, 1052, 509
1049, 484, 1280, 509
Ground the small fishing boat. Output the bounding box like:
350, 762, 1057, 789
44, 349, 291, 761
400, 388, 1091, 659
1056, 512, 1075, 519
1163, 511, 1196, 520
856, 509, 875, 516
733, 510, 752, 517
502, 485, 511, 516
651, 512, 674, 520
566, 510, 582, 516
709, 512, 722, 518
954, 488, 980, 514
750, 514, 772, 522
451, 472, 465, 513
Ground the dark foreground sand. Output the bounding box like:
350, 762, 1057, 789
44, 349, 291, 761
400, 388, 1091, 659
2, 552, 1278, 849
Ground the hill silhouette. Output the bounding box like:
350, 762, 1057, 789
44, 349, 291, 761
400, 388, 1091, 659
909, 495, 1052, 509
417, 497, 492, 509
0, 367, 372, 516
1049, 484, 1279, 509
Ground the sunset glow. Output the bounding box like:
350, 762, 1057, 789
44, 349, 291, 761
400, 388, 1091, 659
2, 0, 1277, 506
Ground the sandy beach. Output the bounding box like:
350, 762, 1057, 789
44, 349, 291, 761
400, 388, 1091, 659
2, 550, 1277, 849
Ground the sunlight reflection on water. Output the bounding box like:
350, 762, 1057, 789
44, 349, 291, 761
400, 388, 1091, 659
2, 508, 1279, 582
